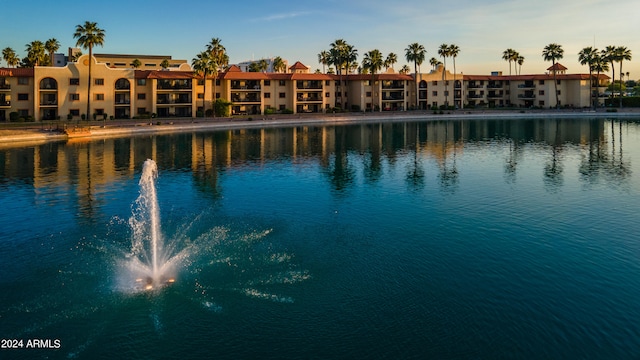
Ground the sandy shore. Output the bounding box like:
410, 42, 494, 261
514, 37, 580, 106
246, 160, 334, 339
1, 109, 638, 147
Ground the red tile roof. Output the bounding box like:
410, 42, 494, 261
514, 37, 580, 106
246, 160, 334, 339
0, 68, 35, 77
135, 70, 194, 79
289, 61, 309, 71
547, 63, 568, 71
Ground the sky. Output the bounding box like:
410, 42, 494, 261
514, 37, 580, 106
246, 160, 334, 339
1, 0, 639, 78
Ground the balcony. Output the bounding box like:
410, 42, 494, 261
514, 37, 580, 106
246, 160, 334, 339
231, 81, 261, 90
468, 83, 483, 89
518, 93, 536, 99
467, 94, 484, 99
157, 96, 192, 104
157, 80, 192, 90
231, 94, 260, 103
297, 81, 322, 90
517, 82, 535, 89
487, 92, 504, 98
0, 83, 10, 90
487, 82, 503, 89
382, 92, 405, 101
297, 96, 322, 102
0, 100, 10, 107
382, 81, 404, 89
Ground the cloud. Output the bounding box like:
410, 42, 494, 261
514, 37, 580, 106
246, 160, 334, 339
253, 11, 312, 22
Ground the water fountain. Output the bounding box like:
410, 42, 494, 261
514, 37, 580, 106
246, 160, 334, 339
127, 159, 175, 291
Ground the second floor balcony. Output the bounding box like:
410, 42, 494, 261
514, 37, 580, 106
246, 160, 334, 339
231, 93, 261, 103
382, 80, 405, 89
157, 94, 192, 104
297, 80, 322, 90
157, 79, 192, 90
382, 91, 405, 101
231, 80, 261, 90
517, 82, 535, 89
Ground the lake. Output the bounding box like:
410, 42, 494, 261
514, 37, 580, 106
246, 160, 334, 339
1, 117, 640, 359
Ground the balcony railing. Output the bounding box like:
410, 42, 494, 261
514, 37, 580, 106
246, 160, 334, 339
517, 83, 535, 89
382, 81, 404, 89
467, 94, 484, 99
0, 100, 10, 106
517, 94, 536, 99
0, 83, 10, 90
382, 94, 405, 101
468, 84, 483, 88
231, 96, 260, 103
40, 100, 58, 106
487, 92, 504, 98
297, 96, 322, 102
487, 84, 503, 89
157, 81, 192, 90
297, 81, 322, 89
157, 98, 192, 104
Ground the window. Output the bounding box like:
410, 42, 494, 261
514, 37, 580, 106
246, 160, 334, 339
18, 77, 28, 85
325, 80, 331, 86
539, 101, 545, 106
18, 109, 29, 117
557, 90, 561, 95
264, 80, 271, 86
137, 93, 146, 100
137, 79, 146, 86
433, 81, 438, 86
279, 104, 286, 110
215, 93, 220, 99
445, 81, 449, 86
95, 78, 104, 85
325, 92, 330, 98
95, 109, 104, 115
279, 80, 286, 86
279, 92, 286, 98
264, 93, 271, 98
145, 63, 156, 67
539, 90, 545, 95
114, 63, 126, 66
137, 107, 147, 115
197, 93, 204, 99
445, 91, 449, 96
70, 109, 80, 116
69, 78, 80, 85
432, 91, 438, 96
557, 80, 561, 85
18, 93, 28, 101
539, 80, 545, 85
95, 94, 105, 101
197, 79, 204, 85
366, 91, 372, 97
69, 94, 79, 101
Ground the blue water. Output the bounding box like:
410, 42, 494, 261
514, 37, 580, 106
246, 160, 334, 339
1, 118, 640, 359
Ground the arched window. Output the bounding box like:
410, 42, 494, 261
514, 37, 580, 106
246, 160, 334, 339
115, 78, 130, 90
39, 78, 57, 90
419, 80, 427, 88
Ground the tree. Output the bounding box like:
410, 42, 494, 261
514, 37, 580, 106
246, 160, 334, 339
25, 40, 46, 67
602, 46, 617, 102
384, 52, 397, 71
362, 49, 384, 111
502, 48, 517, 75
399, 65, 410, 75
405, 43, 426, 110
329, 39, 357, 109
192, 51, 215, 114
318, 50, 330, 73
516, 55, 524, 75
160, 59, 170, 69
448, 44, 460, 108
74, 21, 106, 119
131, 58, 142, 69
542, 43, 564, 109
591, 53, 609, 108
578, 47, 598, 109
272, 56, 286, 73
438, 44, 450, 107
2, 47, 19, 67
429, 57, 441, 71
206, 38, 227, 113
615, 46, 632, 108
45, 38, 60, 66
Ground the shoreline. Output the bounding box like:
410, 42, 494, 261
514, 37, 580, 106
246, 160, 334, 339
1, 109, 639, 147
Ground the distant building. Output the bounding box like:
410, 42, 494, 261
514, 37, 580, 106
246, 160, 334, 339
236, 58, 289, 73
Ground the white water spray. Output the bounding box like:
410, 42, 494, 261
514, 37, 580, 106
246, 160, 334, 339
127, 159, 175, 290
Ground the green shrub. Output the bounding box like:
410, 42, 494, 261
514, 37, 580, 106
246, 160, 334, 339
264, 108, 276, 115
9, 112, 19, 122
281, 108, 294, 114
214, 99, 232, 117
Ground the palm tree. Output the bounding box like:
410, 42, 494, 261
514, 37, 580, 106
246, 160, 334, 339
615, 46, 632, 108
192, 51, 215, 114
578, 47, 598, 109
438, 44, 450, 107
516, 55, 525, 75
330, 39, 356, 109
591, 53, 609, 109
160, 59, 170, 70
405, 43, 426, 110
74, 21, 106, 119
384, 52, 397, 71
362, 49, 384, 112
272, 56, 286, 73
448, 44, 460, 109
25, 40, 46, 67
429, 57, 441, 71
206, 38, 227, 111
131, 59, 142, 69
542, 43, 564, 109
2, 47, 19, 68
602, 46, 617, 103
318, 50, 330, 73
502, 48, 516, 75
399, 65, 410, 75
44, 38, 60, 66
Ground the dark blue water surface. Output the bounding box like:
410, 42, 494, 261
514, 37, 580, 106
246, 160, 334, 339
1, 118, 640, 359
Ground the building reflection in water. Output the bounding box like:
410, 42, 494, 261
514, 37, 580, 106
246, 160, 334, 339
0, 118, 633, 219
